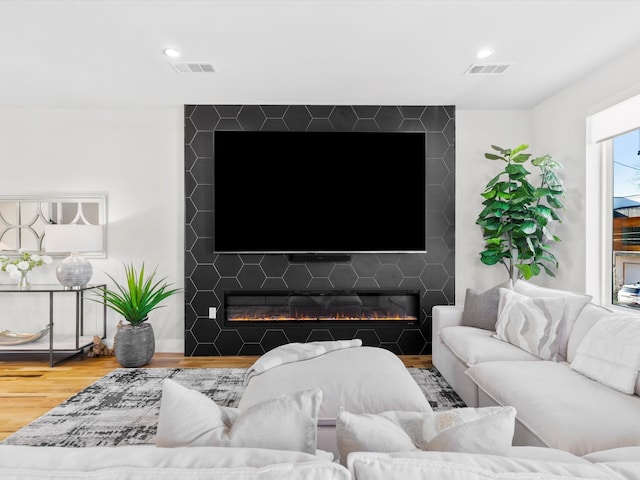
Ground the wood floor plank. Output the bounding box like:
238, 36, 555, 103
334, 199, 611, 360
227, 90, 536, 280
0, 352, 432, 441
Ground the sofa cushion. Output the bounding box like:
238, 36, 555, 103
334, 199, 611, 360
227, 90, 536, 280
566, 303, 612, 362
439, 326, 540, 366
495, 288, 565, 361
513, 280, 592, 360
465, 361, 640, 456
0, 445, 350, 480
347, 451, 616, 480
570, 312, 640, 394
567, 304, 640, 396
156, 379, 321, 454
504, 446, 590, 463
582, 446, 640, 462
336, 407, 516, 465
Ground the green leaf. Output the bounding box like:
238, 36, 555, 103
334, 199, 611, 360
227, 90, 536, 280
531, 154, 551, 167
535, 205, 553, 222
515, 263, 533, 280
491, 200, 510, 211
547, 196, 565, 209
505, 164, 529, 177
526, 236, 535, 254
520, 221, 537, 234
541, 264, 556, 277
481, 189, 497, 200
480, 251, 502, 265
486, 173, 503, 188
539, 254, 558, 267
511, 153, 531, 164
511, 144, 529, 155
486, 237, 503, 245
530, 263, 541, 276
498, 182, 518, 192
485, 153, 506, 161
491, 145, 508, 153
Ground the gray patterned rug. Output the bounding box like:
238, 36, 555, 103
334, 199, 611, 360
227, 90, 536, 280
2, 367, 464, 447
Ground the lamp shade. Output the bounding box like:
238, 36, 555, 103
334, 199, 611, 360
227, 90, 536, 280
44, 224, 103, 253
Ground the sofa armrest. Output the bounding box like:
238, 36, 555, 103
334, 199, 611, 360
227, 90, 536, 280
432, 305, 465, 331
431, 305, 464, 369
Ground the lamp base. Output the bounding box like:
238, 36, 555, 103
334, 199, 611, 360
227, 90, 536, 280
56, 253, 93, 289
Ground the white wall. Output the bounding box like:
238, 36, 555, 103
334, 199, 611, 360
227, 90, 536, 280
454, 110, 530, 302
0, 108, 184, 351
531, 42, 640, 296
4, 41, 640, 352
455, 43, 640, 301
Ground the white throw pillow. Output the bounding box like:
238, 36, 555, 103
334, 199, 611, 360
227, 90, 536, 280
494, 288, 565, 361
336, 406, 516, 465
513, 280, 592, 360
570, 313, 640, 394
156, 378, 321, 454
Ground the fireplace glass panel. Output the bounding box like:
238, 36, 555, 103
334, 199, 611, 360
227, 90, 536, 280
225, 291, 419, 324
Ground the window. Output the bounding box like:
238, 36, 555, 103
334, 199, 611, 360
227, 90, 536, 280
586, 93, 640, 306
612, 128, 640, 308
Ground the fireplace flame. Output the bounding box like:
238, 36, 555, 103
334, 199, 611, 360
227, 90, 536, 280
229, 310, 417, 322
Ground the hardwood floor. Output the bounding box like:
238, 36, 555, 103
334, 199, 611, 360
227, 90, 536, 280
0, 352, 432, 441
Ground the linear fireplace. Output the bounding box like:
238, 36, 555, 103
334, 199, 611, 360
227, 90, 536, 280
224, 290, 420, 326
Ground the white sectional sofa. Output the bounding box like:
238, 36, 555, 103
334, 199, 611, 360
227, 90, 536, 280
1, 444, 640, 479
3, 325, 640, 479
0, 445, 351, 479
348, 446, 640, 480
432, 280, 640, 456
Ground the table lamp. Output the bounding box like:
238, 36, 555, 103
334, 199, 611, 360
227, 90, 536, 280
44, 224, 104, 289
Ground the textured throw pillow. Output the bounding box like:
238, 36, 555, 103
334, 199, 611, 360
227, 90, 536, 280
156, 379, 321, 454
494, 288, 566, 361
513, 280, 592, 360
570, 313, 640, 394
336, 406, 516, 465
460, 280, 513, 331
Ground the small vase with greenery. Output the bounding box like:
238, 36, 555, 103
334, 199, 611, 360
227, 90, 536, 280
476, 144, 565, 282
95, 262, 180, 367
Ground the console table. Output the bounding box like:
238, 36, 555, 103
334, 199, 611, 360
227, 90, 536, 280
0, 284, 107, 366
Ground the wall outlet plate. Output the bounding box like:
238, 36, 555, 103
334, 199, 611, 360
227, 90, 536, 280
208, 307, 217, 319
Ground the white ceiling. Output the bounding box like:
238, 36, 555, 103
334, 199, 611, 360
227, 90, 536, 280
2, 0, 640, 109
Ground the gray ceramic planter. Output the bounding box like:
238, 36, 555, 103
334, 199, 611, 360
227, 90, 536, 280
115, 322, 155, 368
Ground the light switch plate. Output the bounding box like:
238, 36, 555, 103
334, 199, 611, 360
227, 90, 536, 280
208, 307, 217, 319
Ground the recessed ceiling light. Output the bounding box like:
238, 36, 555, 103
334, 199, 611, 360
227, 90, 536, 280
163, 48, 181, 58
476, 48, 494, 59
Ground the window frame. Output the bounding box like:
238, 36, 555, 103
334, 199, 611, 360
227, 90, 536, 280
586, 93, 640, 307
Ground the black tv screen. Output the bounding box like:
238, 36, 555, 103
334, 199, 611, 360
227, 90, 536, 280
213, 130, 426, 254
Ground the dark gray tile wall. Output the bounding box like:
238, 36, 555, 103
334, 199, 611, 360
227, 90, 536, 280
184, 105, 455, 355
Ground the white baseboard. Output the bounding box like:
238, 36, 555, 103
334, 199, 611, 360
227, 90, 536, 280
155, 339, 183, 353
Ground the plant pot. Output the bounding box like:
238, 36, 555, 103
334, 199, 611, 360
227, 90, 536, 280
114, 322, 155, 368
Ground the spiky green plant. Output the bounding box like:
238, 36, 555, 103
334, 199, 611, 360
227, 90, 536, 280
95, 263, 180, 325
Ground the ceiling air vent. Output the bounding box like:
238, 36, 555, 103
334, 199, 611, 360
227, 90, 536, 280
464, 63, 512, 76
171, 62, 216, 74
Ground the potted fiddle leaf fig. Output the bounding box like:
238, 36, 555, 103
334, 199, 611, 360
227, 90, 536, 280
95, 263, 180, 367
476, 144, 565, 282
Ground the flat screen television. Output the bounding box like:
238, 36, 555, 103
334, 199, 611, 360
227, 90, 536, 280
213, 130, 427, 254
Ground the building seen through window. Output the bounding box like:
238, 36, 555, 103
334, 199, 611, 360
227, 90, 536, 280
612, 128, 640, 307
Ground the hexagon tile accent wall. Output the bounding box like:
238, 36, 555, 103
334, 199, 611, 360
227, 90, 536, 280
184, 105, 455, 356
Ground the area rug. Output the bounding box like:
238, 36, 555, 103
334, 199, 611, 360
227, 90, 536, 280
2, 367, 464, 447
